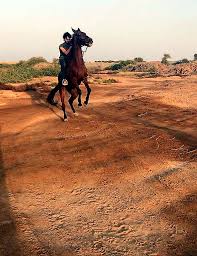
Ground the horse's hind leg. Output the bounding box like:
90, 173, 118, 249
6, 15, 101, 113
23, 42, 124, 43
83, 77, 91, 105
59, 86, 67, 121
68, 88, 78, 114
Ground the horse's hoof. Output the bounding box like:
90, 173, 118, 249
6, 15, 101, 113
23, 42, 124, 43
78, 104, 82, 107
74, 112, 79, 116
84, 101, 88, 105
63, 118, 68, 122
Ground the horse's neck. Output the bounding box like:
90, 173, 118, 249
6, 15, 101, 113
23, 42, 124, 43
72, 37, 84, 65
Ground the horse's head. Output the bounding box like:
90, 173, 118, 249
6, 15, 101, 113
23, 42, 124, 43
72, 28, 93, 47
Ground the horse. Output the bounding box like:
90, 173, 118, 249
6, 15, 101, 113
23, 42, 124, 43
47, 28, 93, 121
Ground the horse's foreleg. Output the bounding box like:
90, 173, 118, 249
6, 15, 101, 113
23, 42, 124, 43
59, 86, 67, 121
68, 88, 78, 114
77, 87, 82, 107
83, 77, 91, 105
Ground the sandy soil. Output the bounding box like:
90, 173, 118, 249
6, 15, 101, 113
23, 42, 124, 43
0, 74, 196, 256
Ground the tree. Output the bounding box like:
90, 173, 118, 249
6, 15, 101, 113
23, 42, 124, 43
161, 53, 171, 65
163, 54, 171, 59
194, 54, 197, 61
134, 57, 144, 62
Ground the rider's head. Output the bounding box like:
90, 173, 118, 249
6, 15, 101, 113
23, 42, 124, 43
63, 32, 72, 43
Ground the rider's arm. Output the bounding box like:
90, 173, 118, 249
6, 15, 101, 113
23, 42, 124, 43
60, 46, 72, 55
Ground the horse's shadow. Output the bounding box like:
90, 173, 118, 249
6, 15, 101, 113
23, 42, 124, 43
26, 89, 64, 121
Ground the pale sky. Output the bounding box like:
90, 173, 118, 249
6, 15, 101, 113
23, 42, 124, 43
0, 0, 196, 62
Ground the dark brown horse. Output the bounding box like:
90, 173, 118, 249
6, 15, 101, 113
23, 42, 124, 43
47, 28, 93, 121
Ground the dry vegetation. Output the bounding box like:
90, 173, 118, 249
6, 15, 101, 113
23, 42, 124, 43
1, 57, 197, 86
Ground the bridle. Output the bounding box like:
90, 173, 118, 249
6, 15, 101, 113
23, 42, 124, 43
82, 46, 88, 56
73, 33, 90, 56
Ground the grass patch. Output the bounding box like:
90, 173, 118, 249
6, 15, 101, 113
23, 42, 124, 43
103, 78, 118, 84
0, 58, 60, 83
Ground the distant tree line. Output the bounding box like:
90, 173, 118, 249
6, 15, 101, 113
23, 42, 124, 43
96, 53, 197, 66
161, 53, 197, 65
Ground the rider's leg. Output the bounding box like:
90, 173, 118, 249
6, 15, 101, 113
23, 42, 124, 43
59, 58, 67, 85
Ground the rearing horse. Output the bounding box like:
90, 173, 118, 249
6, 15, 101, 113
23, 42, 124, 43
47, 28, 93, 121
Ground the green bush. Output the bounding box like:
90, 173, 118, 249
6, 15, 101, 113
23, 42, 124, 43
25, 57, 48, 66
119, 60, 136, 66
0, 63, 10, 69
106, 60, 136, 70
15, 57, 48, 67
173, 58, 190, 65
16, 60, 26, 66
38, 65, 60, 76
134, 57, 144, 62
181, 58, 190, 63
0, 62, 60, 84
108, 63, 123, 70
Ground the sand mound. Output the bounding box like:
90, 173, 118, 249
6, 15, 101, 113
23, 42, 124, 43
127, 61, 197, 77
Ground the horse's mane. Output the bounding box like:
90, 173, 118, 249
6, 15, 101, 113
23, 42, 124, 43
69, 33, 83, 63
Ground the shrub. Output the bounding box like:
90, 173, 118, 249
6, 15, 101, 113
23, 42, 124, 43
52, 58, 59, 64
106, 60, 136, 71
38, 65, 60, 76
174, 59, 190, 65
181, 58, 190, 63
0, 63, 10, 69
134, 57, 144, 62
108, 63, 123, 70
16, 57, 48, 67
103, 78, 118, 83
194, 54, 197, 61
16, 60, 26, 66
120, 60, 136, 66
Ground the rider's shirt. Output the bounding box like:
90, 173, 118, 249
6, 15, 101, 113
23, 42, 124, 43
59, 42, 72, 60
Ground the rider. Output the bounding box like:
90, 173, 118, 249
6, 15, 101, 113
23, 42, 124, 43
59, 32, 72, 85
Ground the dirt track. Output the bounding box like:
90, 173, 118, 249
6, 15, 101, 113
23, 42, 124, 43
0, 74, 197, 256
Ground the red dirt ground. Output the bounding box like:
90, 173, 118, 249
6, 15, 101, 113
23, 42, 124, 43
0, 74, 196, 256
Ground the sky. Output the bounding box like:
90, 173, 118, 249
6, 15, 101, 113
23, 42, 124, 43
0, 0, 197, 62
